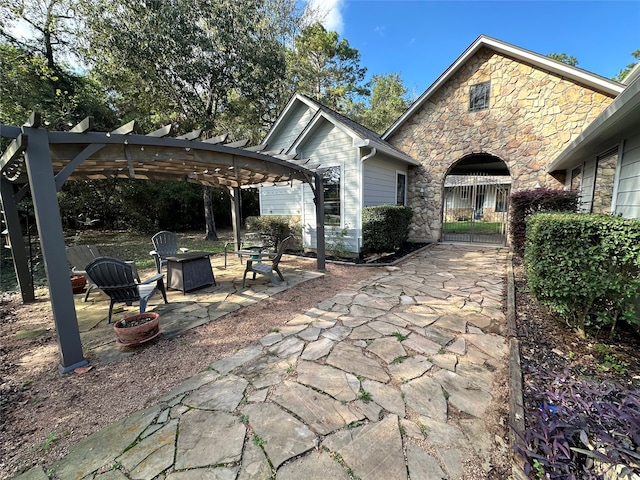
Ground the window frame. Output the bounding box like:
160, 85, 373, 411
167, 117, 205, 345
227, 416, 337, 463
396, 171, 407, 206
469, 81, 491, 112
322, 165, 342, 226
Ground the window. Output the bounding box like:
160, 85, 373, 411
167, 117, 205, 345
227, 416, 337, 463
469, 81, 490, 112
396, 172, 407, 205
322, 166, 341, 225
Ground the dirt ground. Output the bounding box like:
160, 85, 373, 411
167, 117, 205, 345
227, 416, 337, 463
0, 263, 378, 478
513, 259, 640, 476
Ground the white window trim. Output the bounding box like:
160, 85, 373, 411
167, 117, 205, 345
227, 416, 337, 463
396, 170, 407, 206
322, 163, 344, 228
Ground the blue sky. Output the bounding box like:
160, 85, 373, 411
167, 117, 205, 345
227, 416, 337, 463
306, 0, 640, 96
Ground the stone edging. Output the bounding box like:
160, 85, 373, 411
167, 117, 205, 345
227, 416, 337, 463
319, 242, 437, 267
507, 254, 528, 479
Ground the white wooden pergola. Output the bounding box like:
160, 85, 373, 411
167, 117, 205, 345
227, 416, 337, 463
0, 113, 326, 373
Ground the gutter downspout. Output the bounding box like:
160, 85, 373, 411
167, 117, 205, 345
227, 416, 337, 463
361, 147, 377, 162
359, 147, 377, 251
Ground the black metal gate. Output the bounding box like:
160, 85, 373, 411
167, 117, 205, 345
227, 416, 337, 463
441, 174, 510, 245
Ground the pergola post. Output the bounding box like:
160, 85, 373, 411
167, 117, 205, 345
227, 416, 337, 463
0, 177, 35, 302
229, 186, 242, 251
22, 126, 88, 374
314, 173, 326, 271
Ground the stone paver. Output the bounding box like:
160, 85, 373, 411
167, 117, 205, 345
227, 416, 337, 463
327, 343, 390, 382
296, 361, 360, 401
16, 245, 510, 480
242, 403, 316, 469
323, 415, 407, 480
272, 381, 363, 434
175, 410, 245, 469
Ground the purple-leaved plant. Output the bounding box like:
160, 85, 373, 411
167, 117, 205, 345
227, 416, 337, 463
514, 367, 640, 479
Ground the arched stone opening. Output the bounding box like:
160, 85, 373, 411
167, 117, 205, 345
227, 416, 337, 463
442, 153, 511, 245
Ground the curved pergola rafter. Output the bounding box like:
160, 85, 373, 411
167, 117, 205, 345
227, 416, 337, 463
0, 114, 326, 373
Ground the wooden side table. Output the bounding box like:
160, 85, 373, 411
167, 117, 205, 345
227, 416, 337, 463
165, 252, 216, 293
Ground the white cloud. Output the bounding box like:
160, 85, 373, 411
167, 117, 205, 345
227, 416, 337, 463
305, 0, 345, 34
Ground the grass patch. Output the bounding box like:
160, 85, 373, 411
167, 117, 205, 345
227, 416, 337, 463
391, 331, 408, 342
1, 229, 234, 292
357, 390, 373, 403
37, 432, 58, 451
442, 221, 503, 234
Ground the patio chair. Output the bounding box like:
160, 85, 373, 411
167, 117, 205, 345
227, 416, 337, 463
150, 231, 188, 273
243, 236, 293, 287
66, 245, 140, 302
85, 257, 168, 323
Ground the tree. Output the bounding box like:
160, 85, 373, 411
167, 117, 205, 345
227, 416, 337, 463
80, 0, 288, 133
547, 52, 578, 67
1, 1, 116, 130
613, 49, 640, 82
350, 73, 410, 133
0, 0, 80, 74
79, 0, 300, 239
287, 22, 369, 112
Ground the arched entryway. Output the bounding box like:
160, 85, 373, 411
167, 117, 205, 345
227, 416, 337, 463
441, 153, 511, 245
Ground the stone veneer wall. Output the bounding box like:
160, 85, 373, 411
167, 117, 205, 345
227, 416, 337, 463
387, 48, 616, 241
592, 151, 618, 214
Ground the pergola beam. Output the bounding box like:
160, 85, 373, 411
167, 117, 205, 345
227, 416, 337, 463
22, 125, 88, 374
69, 116, 94, 133
0, 117, 326, 375
0, 177, 34, 301
0, 133, 28, 173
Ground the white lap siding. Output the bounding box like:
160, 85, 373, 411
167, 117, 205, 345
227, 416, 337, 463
614, 135, 640, 218
259, 185, 302, 216
363, 155, 409, 206
300, 120, 360, 253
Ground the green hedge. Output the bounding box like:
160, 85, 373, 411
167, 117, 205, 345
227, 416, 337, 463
245, 215, 301, 250
362, 205, 413, 252
525, 213, 640, 338
509, 188, 579, 257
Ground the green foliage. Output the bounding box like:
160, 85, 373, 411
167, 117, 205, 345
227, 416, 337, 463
349, 73, 410, 133
326, 225, 350, 258
357, 389, 372, 403
245, 215, 300, 249
525, 213, 640, 338
57, 179, 212, 232
80, 0, 290, 134
0, 43, 117, 130
391, 331, 408, 342
362, 205, 412, 252
612, 49, 640, 83
288, 22, 369, 112
509, 188, 579, 257
37, 432, 58, 451
546, 52, 578, 66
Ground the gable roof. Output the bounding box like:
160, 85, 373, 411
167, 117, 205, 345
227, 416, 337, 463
382, 35, 625, 140
263, 93, 419, 169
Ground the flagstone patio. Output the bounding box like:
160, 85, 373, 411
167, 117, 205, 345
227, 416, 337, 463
15, 244, 511, 480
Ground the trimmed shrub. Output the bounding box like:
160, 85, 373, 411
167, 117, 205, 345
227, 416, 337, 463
245, 215, 301, 250
525, 213, 640, 338
510, 188, 579, 257
363, 205, 413, 252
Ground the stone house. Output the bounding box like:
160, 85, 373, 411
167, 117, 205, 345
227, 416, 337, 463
259, 93, 419, 254
382, 35, 624, 243
547, 64, 640, 219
